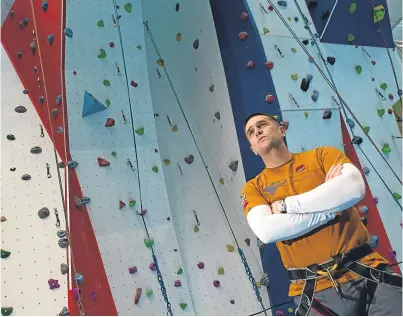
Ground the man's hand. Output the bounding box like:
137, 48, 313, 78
270, 164, 344, 214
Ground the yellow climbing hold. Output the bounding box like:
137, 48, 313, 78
373, 5, 385, 22
176, 33, 182, 41
172, 125, 178, 132
226, 244, 234, 252
157, 59, 164, 67
219, 178, 224, 184
218, 267, 225, 275
291, 74, 298, 80
256, 281, 261, 288
194, 225, 199, 233
163, 159, 171, 166
304, 112, 309, 119
263, 27, 270, 35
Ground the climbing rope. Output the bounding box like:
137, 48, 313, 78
266, 0, 402, 210
111, 1, 173, 315
143, 21, 268, 315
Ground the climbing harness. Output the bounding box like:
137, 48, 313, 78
288, 244, 402, 316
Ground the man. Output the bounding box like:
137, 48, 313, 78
241, 113, 402, 316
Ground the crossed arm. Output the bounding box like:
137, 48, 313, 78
246, 163, 366, 244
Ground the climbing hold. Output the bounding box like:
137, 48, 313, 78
136, 45, 142, 50
135, 127, 144, 136
349, 2, 357, 13
263, 28, 270, 35
9, 10, 15, 18
22, 174, 31, 181
359, 206, 368, 213
172, 125, 178, 132
302, 39, 309, 45
193, 39, 200, 49
363, 126, 370, 134
38, 207, 50, 219
228, 160, 238, 172
109, 42, 115, 48
388, 250, 396, 260
1, 250, 11, 259
130, 80, 138, 87
193, 225, 199, 232
363, 167, 370, 174
6, 135, 15, 141
348, 33, 355, 42
214, 112, 220, 120
371, 60, 376, 65
30, 41, 37, 55
55, 95, 62, 106
288, 308, 294, 313
157, 59, 164, 67
48, 279, 60, 289
213, 280, 220, 288
10, 168, 16, 172
268, 5, 274, 11
177, 268, 184, 274
327, 57, 336, 65
321, 10, 330, 20
129, 266, 137, 274
247, 61, 255, 69
39, 96, 45, 104
144, 238, 154, 248
370, 235, 379, 248
398, 89, 403, 97
58, 307, 69, 316
162, 159, 171, 166
277, 1, 287, 7
265, 94, 275, 104
105, 118, 115, 127
30, 146, 42, 154
240, 12, 249, 20
355, 65, 362, 74
291, 48, 297, 53
265, 61, 274, 70
134, 287, 142, 305
129, 200, 136, 208
72, 288, 81, 301
23, 17, 28, 26
33, 66, 37, 73
17, 52, 22, 59
304, 112, 309, 119
373, 196, 378, 204
291, 74, 298, 81
377, 109, 385, 117
238, 32, 248, 40
64, 28, 73, 37
119, 201, 126, 209
276, 310, 284, 316
23, 89, 29, 94
184, 155, 194, 164
180, 303, 188, 310
230, 300, 235, 304
388, 94, 393, 101
48, 34, 54, 45
145, 289, 153, 296
97, 157, 110, 167
308, 56, 314, 63
176, 33, 182, 41
59, 238, 69, 248
97, 49, 106, 59
373, 5, 385, 22
67, 161, 78, 169
393, 192, 402, 200
105, 99, 111, 107
226, 244, 235, 252
103, 80, 111, 87
217, 267, 225, 275
73, 71, 77, 75
311, 90, 319, 102
351, 136, 363, 145
323, 110, 332, 119
381, 143, 391, 154
61, 263, 69, 274
152, 165, 159, 173
0, 217, 6, 222
75, 273, 84, 285
380, 83, 387, 90
18, 21, 23, 29
209, 84, 215, 92
260, 272, 269, 287
346, 118, 355, 128
174, 280, 182, 287
300, 78, 310, 92
57, 230, 66, 238
244, 238, 251, 246
360, 216, 368, 226
219, 177, 224, 184
197, 262, 205, 269
1, 307, 13, 316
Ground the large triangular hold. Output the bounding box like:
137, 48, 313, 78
82, 91, 107, 117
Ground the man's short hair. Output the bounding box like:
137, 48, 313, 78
244, 112, 279, 128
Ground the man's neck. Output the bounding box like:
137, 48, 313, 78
261, 145, 293, 168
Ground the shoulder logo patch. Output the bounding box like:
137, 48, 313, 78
241, 194, 248, 209
295, 164, 306, 174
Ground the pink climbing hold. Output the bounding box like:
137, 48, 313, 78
244, 238, 251, 246
238, 32, 248, 40
247, 61, 255, 69
131, 80, 138, 87
105, 118, 115, 127
109, 42, 115, 47
240, 12, 249, 21
388, 250, 396, 260
128, 266, 137, 274
265, 61, 274, 70
268, 5, 274, 11
149, 262, 156, 271
97, 157, 110, 167
174, 280, 182, 287
266, 94, 275, 103
119, 201, 126, 209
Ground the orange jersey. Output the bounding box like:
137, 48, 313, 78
241, 146, 388, 296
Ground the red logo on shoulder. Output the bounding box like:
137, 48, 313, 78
296, 164, 306, 174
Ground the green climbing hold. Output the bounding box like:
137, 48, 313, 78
380, 83, 387, 90
180, 303, 188, 310
111, 151, 117, 157
177, 268, 184, 275
219, 178, 224, 184
136, 45, 142, 50
152, 165, 159, 173
129, 200, 136, 207
194, 225, 199, 232
144, 238, 154, 248
124, 3, 132, 13
291, 74, 298, 81
1, 249, 11, 259
105, 99, 111, 107
363, 126, 370, 134
377, 109, 385, 117
145, 289, 153, 296
226, 244, 235, 252
103, 80, 110, 86
288, 308, 294, 313
349, 3, 357, 13
218, 267, 225, 275
263, 28, 270, 35
97, 20, 104, 27
393, 192, 402, 200
1, 307, 13, 316
304, 112, 308, 119
381, 143, 391, 154
287, 17, 291, 21
97, 49, 106, 59
291, 48, 297, 53
348, 33, 355, 42
373, 5, 385, 22
355, 65, 362, 74
135, 127, 144, 135
256, 281, 261, 288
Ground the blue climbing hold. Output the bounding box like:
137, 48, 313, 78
311, 90, 319, 102
346, 118, 355, 128
370, 235, 379, 248
23, 17, 28, 25
41, 1, 48, 12
362, 167, 370, 174
39, 96, 45, 104
33, 66, 37, 73
56, 95, 62, 105
277, 1, 287, 7
75, 273, 84, 285
359, 206, 368, 213
48, 34, 54, 45
82, 91, 107, 117
64, 28, 73, 38
398, 89, 402, 97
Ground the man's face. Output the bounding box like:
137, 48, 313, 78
245, 115, 286, 155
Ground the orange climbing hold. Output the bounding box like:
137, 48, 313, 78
97, 157, 110, 167
238, 32, 248, 40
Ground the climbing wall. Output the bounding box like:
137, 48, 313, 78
1, 46, 69, 315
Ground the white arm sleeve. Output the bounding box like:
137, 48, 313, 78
246, 205, 336, 244
285, 163, 365, 215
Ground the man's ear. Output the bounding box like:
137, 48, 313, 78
279, 125, 286, 137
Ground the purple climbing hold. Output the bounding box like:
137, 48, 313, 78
41, 1, 48, 12
56, 95, 62, 105
91, 290, 97, 301
149, 262, 156, 271
388, 250, 396, 260
48, 279, 60, 289
197, 262, 205, 269
129, 266, 137, 274
213, 280, 220, 288
244, 238, 251, 246
48, 34, 54, 45
373, 196, 378, 204
72, 288, 81, 301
